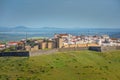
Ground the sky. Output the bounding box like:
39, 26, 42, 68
0, 0, 120, 28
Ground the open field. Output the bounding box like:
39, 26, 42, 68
0, 50, 120, 80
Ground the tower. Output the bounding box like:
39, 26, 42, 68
56, 38, 63, 48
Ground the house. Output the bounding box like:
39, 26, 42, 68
0, 44, 6, 50
111, 38, 118, 43
101, 35, 110, 39
54, 34, 69, 38
7, 42, 18, 46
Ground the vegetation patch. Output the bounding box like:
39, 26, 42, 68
0, 50, 120, 80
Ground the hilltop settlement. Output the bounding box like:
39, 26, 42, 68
0, 34, 120, 53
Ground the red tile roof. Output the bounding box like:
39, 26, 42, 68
59, 34, 68, 36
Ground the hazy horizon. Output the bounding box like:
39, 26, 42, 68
0, 0, 120, 28
0, 26, 120, 29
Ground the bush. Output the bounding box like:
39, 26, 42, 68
0, 75, 9, 80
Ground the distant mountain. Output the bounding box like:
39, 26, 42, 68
41, 27, 63, 29
0, 26, 29, 32
13, 26, 28, 29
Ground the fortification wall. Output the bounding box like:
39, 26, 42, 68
116, 46, 120, 50
58, 47, 88, 52
31, 45, 39, 51
89, 46, 120, 52
101, 46, 117, 52
30, 49, 58, 56
1, 46, 120, 57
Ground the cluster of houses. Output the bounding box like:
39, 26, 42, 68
0, 34, 120, 51
54, 34, 120, 48
0, 41, 25, 50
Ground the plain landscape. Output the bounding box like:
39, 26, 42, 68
0, 27, 120, 41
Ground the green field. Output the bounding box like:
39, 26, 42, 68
0, 50, 120, 80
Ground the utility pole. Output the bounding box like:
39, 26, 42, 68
25, 32, 28, 45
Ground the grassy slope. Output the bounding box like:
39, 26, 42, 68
0, 50, 120, 80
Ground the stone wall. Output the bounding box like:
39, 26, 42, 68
25, 46, 31, 51
58, 47, 88, 52
1, 46, 119, 57
47, 42, 53, 49
30, 47, 89, 56
30, 46, 120, 56
89, 46, 120, 52
63, 44, 99, 48
116, 46, 120, 50
101, 46, 117, 52
30, 49, 58, 56
31, 45, 39, 51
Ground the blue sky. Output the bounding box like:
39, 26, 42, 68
0, 0, 120, 28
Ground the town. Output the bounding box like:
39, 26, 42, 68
0, 33, 120, 52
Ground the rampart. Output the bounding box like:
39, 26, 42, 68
58, 47, 88, 52
29, 49, 58, 56
89, 46, 120, 52
0, 46, 120, 57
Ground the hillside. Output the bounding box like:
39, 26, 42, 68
0, 50, 120, 80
